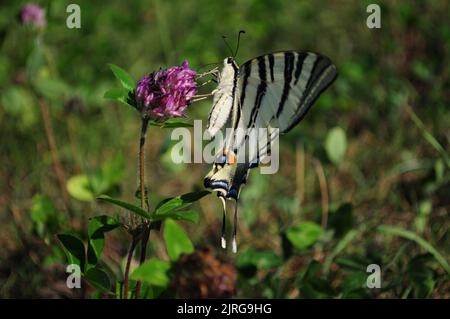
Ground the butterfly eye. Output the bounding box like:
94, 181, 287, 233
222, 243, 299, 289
226, 57, 233, 64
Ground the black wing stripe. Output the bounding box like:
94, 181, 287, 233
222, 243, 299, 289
276, 52, 295, 117
234, 62, 252, 130
247, 56, 267, 129
294, 52, 308, 85
283, 64, 337, 133
268, 54, 275, 82
291, 55, 330, 123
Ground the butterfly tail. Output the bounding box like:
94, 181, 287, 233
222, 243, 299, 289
232, 199, 239, 253
219, 195, 227, 249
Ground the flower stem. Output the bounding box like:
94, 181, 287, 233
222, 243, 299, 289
123, 236, 138, 299
134, 117, 150, 299
139, 118, 149, 210
134, 226, 150, 299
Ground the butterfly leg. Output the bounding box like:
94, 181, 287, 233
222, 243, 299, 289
232, 199, 239, 253
195, 67, 219, 79
192, 90, 218, 103
198, 78, 214, 87
219, 195, 227, 249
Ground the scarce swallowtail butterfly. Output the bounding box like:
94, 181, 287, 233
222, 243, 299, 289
203, 38, 337, 253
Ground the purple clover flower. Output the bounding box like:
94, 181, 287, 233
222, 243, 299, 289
135, 61, 197, 121
20, 3, 46, 28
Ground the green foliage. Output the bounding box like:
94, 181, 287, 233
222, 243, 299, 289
1, 0, 449, 299
286, 222, 323, 250
87, 215, 122, 265
324, 126, 347, 165
57, 233, 86, 272
378, 225, 450, 275
131, 259, 171, 287
85, 267, 112, 293
97, 190, 208, 223
97, 195, 151, 219
163, 219, 194, 261
298, 261, 335, 298
236, 248, 283, 270
67, 156, 125, 202
30, 194, 62, 237
109, 64, 135, 91
67, 175, 95, 201
407, 255, 437, 298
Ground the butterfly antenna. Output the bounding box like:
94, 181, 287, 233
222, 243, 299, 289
232, 199, 239, 253
219, 195, 227, 249
222, 35, 234, 57
233, 30, 246, 58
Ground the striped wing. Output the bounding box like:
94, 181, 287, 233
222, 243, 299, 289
231, 51, 337, 162
206, 61, 239, 137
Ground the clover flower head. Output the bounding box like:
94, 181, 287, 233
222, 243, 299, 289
135, 61, 197, 121
20, 3, 46, 28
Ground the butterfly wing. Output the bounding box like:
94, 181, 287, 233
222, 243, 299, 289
232, 51, 338, 163
206, 61, 239, 137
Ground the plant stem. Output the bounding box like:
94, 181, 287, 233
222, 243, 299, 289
39, 99, 73, 218
139, 118, 149, 210
134, 118, 150, 299
134, 226, 150, 299
313, 158, 329, 229
123, 236, 138, 299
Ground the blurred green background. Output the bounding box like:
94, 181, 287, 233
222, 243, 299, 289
0, 0, 449, 298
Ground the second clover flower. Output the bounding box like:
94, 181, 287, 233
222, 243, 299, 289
135, 61, 197, 122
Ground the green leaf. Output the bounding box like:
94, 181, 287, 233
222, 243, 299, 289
286, 222, 323, 250
109, 64, 134, 91
57, 233, 86, 272
87, 215, 121, 265
341, 272, 368, 294
30, 194, 63, 237
131, 259, 170, 287
104, 87, 129, 100
163, 219, 194, 261
236, 248, 283, 269
85, 267, 112, 293
67, 175, 95, 202
153, 210, 199, 223
97, 195, 151, 220
324, 126, 347, 165
155, 190, 210, 215
378, 225, 450, 275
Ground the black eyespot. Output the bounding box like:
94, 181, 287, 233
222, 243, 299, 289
226, 57, 233, 64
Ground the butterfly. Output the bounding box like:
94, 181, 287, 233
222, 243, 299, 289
202, 37, 337, 252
